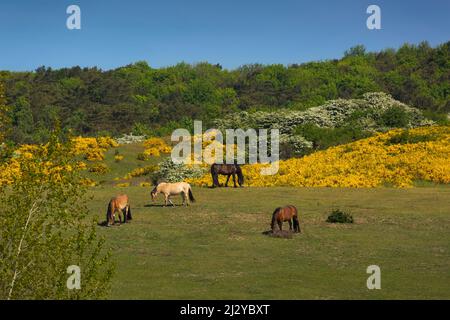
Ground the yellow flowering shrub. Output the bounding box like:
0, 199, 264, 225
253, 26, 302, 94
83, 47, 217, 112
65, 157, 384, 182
143, 137, 171, 154
0, 137, 117, 186
123, 165, 159, 179
0, 143, 84, 186
182, 130, 239, 165
114, 155, 124, 162
115, 182, 130, 188
80, 178, 98, 187
88, 163, 109, 174
71, 136, 117, 161
143, 147, 161, 157
140, 182, 152, 187
188, 126, 450, 188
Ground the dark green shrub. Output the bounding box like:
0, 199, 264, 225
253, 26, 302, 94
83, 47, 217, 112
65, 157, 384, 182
294, 123, 370, 150
422, 110, 450, 125
326, 209, 354, 224
387, 130, 438, 145
380, 106, 410, 127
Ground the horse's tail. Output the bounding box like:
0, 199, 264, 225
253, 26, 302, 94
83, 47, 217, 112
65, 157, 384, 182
127, 204, 132, 220
292, 206, 300, 233
271, 207, 281, 231
188, 187, 196, 202
106, 200, 113, 224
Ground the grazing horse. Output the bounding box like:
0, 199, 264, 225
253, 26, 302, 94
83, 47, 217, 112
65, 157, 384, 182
106, 194, 132, 226
151, 182, 195, 206
211, 163, 244, 188
271, 205, 301, 233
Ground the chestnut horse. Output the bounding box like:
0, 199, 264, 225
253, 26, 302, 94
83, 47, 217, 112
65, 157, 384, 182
211, 163, 244, 188
106, 194, 132, 226
271, 205, 300, 233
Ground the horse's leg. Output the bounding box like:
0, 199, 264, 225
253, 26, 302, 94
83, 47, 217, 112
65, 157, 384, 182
288, 220, 292, 231
278, 221, 283, 231
185, 191, 190, 206
164, 194, 168, 207
123, 207, 128, 223
168, 196, 175, 206
182, 192, 187, 206
117, 210, 123, 225
211, 172, 217, 188
232, 173, 237, 188
294, 215, 301, 233
225, 175, 230, 187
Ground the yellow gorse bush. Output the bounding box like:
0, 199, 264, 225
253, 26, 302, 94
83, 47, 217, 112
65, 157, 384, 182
181, 130, 240, 165
0, 136, 117, 186
0, 143, 85, 186
143, 137, 171, 154
188, 126, 450, 188
114, 154, 124, 162
71, 136, 118, 161
123, 165, 159, 179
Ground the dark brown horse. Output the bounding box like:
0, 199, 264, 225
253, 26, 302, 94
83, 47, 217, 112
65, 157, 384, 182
211, 163, 244, 188
271, 205, 301, 233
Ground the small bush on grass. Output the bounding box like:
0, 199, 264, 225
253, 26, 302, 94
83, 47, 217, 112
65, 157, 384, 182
326, 209, 354, 224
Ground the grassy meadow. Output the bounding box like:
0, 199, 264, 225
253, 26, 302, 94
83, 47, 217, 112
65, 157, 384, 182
86, 143, 450, 299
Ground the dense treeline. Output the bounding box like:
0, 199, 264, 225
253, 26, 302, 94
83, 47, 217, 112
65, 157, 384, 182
0, 41, 448, 143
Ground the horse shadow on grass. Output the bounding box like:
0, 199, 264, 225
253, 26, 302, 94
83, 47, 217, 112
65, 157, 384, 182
144, 203, 186, 208
97, 221, 130, 228
262, 230, 294, 239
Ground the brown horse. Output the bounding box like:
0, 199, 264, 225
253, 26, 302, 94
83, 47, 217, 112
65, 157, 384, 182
106, 194, 132, 226
211, 163, 244, 188
271, 205, 301, 233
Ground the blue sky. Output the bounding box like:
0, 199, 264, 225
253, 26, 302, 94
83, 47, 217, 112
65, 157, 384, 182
0, 0, 449, 71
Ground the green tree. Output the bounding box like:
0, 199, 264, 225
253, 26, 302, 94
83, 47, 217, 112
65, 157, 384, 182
0, 82, 11, 143
0, 133, 114, 299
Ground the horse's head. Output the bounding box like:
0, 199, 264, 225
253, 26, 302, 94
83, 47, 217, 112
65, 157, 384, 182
150, 187, 158, 202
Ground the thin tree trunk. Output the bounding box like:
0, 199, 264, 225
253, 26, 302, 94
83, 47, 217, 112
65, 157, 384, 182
7, 199, 39, 300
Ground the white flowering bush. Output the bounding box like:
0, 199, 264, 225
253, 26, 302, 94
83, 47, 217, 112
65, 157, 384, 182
116, 133, 147, 145
280, 134, 314, 157
214, 92, 433, 133
155, 158, 207, 183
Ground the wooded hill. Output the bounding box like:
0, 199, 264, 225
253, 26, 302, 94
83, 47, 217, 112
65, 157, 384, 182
0, 41, 448, 143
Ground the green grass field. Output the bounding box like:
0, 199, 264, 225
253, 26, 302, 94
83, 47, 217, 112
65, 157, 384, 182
88, 184, 450, 299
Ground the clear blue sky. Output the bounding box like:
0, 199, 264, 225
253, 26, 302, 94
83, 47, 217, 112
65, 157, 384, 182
0, 0, 449, 71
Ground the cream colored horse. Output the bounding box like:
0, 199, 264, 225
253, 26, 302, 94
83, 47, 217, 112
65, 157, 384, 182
151, 182, 195, 206
106, 194, 132, 226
